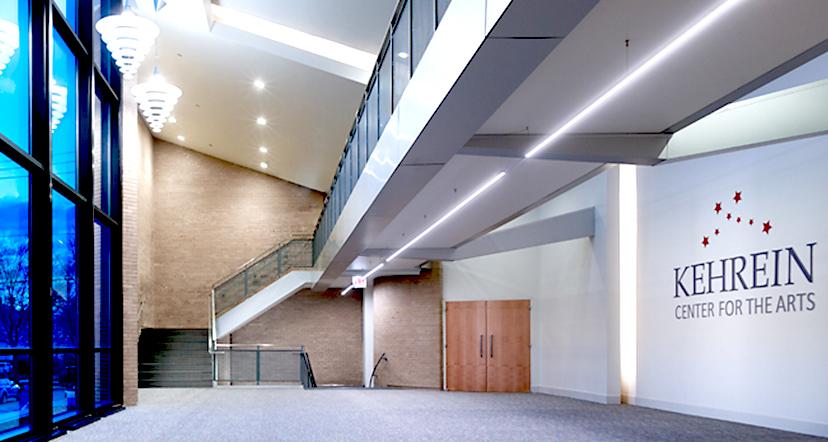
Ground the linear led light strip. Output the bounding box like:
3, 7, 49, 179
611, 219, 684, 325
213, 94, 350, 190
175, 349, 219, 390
342, 172, 505, 294
525, 0, 744, 158
343, 0, 743, 294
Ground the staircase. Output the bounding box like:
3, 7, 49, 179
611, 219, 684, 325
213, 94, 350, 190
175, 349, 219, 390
210, 238, 317, 341
138, 329, 212, 388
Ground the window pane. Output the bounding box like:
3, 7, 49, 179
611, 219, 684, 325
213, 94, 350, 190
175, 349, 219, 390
94, 222, 111, 348
412, 0, 435, 72
379, 45, 392, 135
357, 110, 367, 172
367, 80, 378, 156
52, 191, 78, 349
51, 29, 78, 189
437, 0, 452, 26
95, 351, 111, 406
92, 0, 102, 67
0, 155, 29, 349
392, 2, 411, 109
93, 94, 111, 211
52, 352, 78, 420
53, 0, 77, 31
350, 138, 359, 188
0, 354, 30, 437
0, 0, 30, 152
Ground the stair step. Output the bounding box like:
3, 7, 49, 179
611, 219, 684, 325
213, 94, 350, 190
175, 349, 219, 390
138, 328, 212, 388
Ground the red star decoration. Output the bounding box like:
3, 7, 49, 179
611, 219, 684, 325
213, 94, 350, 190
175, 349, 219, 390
736, 217, 741, 223
749, 219, 754, 225
762, 220, 772, 234
714, 229, 720, 235
733, 191, 742, 204
726, 213, 732, 220
714, 202, 722, 214
702, 236, 710, 247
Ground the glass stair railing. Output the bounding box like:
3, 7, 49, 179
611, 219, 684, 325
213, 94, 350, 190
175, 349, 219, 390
211, 238, 313, 317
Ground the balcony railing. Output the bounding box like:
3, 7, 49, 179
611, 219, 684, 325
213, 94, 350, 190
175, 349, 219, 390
311, 0, 454, 263
212, 344, 317, 388
212, 238, 312, 315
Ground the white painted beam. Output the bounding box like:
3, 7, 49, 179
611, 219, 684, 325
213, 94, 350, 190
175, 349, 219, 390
210, 5, 373, 84
361, 208, 595, 261
461, 133, 669, 165
664, 78, 828, 160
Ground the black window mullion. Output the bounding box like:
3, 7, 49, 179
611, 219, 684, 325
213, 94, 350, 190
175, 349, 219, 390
0, 133, 46, 176
77, 20, 96, 414
52, 176, 88, 206
30, 0, 55, 436
52, 4, 89, 63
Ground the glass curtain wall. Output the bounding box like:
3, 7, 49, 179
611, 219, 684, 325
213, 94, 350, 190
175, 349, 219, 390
0, 0, 122, 439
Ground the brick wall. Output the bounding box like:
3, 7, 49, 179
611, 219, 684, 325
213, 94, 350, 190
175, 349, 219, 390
121, 88, 153, 405
229, 289, 363, 386
144, 141, 323, 329
372, 264, 443, 389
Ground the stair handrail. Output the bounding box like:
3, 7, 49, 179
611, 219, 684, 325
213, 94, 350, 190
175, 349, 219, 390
211, 235, 313, 290
369, 352, 388, 388
211, 237, 314, 316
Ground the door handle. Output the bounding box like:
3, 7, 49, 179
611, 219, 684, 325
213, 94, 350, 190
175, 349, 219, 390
479, 335, 483, 358
489, 334, 494, 358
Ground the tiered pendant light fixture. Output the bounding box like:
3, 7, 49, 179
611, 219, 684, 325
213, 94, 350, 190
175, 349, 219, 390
95, 9, 159, 79
50, 79, 68, 133
132, 71, 182, 133
0, 19, 19, 77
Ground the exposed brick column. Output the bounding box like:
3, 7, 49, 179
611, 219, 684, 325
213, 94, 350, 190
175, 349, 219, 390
373, 263, 443, 389
120, 83, 151, 406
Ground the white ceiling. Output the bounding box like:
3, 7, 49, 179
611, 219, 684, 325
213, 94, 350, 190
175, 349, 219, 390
354, 0, 828, 267
480, 0, 828, 135
213, 0, 396, 54
369, 154, 600, 250
137, 1, 397, 191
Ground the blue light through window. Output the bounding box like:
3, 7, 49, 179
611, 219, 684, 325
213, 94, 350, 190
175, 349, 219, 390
0, 1, 30, 152
0, 154, 29, 350
0, 154, 31, 436
51, 29, 78, 189
52, 191, 78, 349
54, 0, 77, 31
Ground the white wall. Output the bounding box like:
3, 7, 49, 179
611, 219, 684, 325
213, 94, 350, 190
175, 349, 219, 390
443, 170, 621, 403
636, 136, 828, 437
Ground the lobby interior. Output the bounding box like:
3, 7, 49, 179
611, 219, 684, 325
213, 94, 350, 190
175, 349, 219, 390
0, 0, 827, 440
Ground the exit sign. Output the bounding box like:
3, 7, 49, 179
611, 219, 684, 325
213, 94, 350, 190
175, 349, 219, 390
352, 275, 367, 288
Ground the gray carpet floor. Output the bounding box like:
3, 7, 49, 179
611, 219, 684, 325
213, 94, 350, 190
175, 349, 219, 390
58, 388, 822, 441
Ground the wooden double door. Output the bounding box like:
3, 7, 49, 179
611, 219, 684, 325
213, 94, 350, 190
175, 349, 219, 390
446, 300, 530, 392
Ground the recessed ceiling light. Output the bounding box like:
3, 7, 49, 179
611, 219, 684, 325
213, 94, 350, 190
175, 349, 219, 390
168, 116, 177, 123
253, 79, 265, 90
397, 52, 409, 59
256, 116, 267, 125
177, 135, 185, 142
258, 146, 268, 153
260, 161, 268, 169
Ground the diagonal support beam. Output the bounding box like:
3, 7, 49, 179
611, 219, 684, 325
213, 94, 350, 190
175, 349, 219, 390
361, 207, 594, 262
460, 133, 670, 165
453, 207, 595, 260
